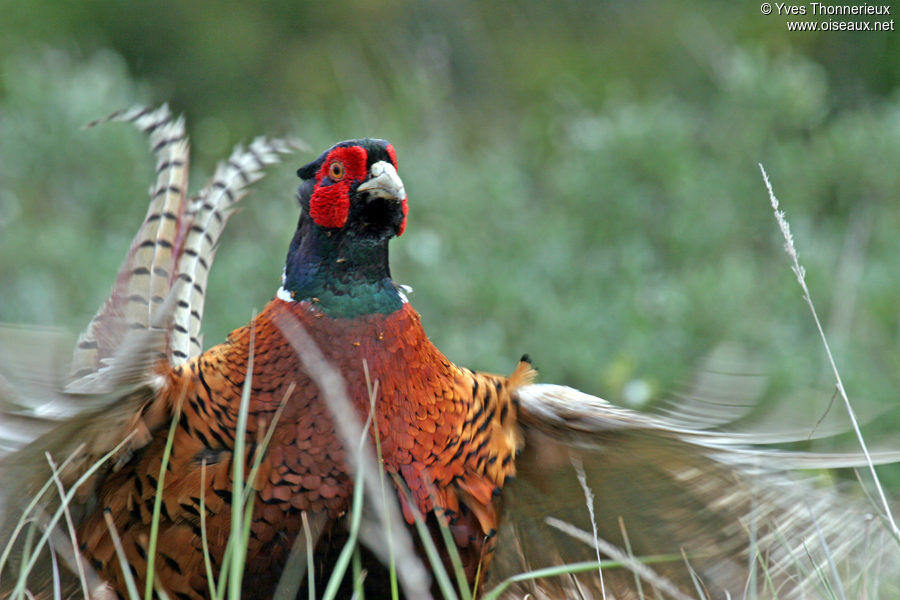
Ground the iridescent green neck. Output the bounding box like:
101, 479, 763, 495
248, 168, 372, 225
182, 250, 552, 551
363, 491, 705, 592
280, 214, 403, 318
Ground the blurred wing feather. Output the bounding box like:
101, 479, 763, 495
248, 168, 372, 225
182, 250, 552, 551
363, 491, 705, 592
495, 383, 900, 598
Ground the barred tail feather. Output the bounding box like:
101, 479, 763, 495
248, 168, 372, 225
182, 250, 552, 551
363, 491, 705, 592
70, 106, 300, 374
69, 104, 190, 383
169, 136, 300, 363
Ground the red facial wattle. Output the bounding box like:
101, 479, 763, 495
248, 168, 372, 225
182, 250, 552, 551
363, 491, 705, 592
385, 143, 408, 235
309, 143, 407, 236
309, 145, 367, 229
386, 143, 398, 169
398, 197, 408, 236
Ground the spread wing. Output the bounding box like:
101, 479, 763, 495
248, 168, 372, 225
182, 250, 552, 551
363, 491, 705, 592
492, 378, 900, 598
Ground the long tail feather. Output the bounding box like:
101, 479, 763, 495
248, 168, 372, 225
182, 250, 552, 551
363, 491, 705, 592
69, 106, 300, 377
69, 104, 190, 382
170, 136, 301, 363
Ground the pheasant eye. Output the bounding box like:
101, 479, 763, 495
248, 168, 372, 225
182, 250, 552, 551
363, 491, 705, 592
328, 161, 345, 181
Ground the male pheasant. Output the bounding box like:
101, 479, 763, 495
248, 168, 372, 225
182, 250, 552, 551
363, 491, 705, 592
79, 134, 537, 598
1, 106, 898, 600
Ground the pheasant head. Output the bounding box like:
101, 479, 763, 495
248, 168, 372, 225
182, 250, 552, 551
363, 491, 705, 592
280, 139, 409, 317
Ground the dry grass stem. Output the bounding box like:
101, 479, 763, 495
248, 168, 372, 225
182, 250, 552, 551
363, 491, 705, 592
758, 163, 900, 540
543, 517, 693, 600
570, 454, 605, 597
44, 452, 90, 599
271, 306, 430, 598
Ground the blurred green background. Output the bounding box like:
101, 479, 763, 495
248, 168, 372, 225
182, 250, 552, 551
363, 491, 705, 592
1, 1, 899, 473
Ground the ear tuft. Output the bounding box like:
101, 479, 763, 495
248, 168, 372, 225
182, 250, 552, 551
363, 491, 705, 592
297, 160, 321, 180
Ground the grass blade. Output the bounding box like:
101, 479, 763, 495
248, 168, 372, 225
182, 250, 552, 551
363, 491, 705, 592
104, 510, 142, 600
227, 321, 256, 600
144, 392, 185, 600
43, 452, 91, 599
199, 459, 217, 600
10, 432, 137, 598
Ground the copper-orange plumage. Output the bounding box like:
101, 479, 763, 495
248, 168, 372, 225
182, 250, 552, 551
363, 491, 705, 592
73, 137, 532, 598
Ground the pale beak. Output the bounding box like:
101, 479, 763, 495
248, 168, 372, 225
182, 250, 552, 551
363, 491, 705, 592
356, 161, 406, 202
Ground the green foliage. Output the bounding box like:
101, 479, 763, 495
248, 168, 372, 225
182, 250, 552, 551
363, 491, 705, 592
1, 2, 899, 482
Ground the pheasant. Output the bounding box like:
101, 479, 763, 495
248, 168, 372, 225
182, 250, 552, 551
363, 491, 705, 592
1, 105, 898, 600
